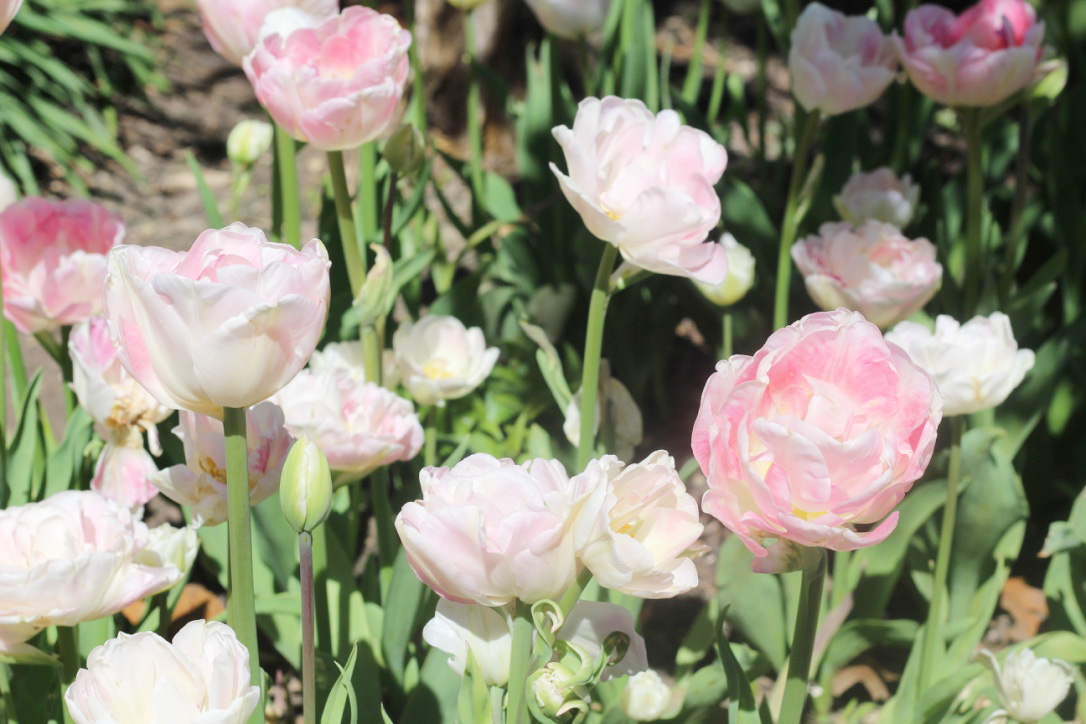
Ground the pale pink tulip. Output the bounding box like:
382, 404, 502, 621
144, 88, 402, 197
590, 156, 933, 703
392, 315, 499, 407
570, 451, 704, 598
792, 221, 942, 329
551, 97, 728, 283
834, 167, 920, 229
0, 198, 124, 334
244, 7, 412, 151
153, 402, 293, 526
395, 454, 580, 605
525, 0, 612, 40
0, 491, 196, 657
194, 0, 337, 66
69, 317, 171, 453
91, 429, 161, 511
691, 309, 942, 571
65, 620, 261, 724
274, 366, 423, 478
103, 223, 330, 417
0, 0, 22, 35
894, 0, 1044, 107
789, 3, 897, 116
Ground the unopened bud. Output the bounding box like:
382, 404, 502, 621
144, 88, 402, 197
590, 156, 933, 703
227, 120, 273, 167
354, 244, 395, 328
280, 436, 333, 533
694, 234, 756, 307
529, 663, 589, 721
382, 124, 425, 176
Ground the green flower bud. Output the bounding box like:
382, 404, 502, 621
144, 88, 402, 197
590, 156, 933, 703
353, 244, 395, 328
528, 662, 589, 722
226, 119, 274, 167
279, 436, 333, 534
382, 124, 425, 176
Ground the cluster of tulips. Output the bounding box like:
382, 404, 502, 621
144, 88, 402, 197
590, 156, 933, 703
0, 0, 1077, 721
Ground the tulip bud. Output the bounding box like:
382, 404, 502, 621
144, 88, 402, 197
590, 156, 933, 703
383, 124, 425, 176
694, 233, 755, 307
353, 244, 395, 328
977, 648, 1074, 723
620, 670, 683, 721
279, 436, 332, 534
226, 120, 274, 167
529, 662, 589, 721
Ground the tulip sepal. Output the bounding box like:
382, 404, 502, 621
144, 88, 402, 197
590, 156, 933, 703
526, 630, 635, 723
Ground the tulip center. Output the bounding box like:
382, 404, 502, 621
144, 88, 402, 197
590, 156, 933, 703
422, 359, 456, 380
199, 456, 228, 484
791, 506, 829, 522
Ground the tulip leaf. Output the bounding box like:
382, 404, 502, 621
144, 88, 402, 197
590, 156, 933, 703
4, 370, 43, 508
402, 645, 462, 723
715, 535, 788, 670
183, 150, 224, 228
321, 643, 359, 724
382, 547, 431, 689
40, 406, 93, 500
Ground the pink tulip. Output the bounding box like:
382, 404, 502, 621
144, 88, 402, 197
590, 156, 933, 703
0, 0, 21, 35
153, 402, 293, 526
691, 309, 942, 571
91, 429, 161, 511
395, 454, 580, 605
103, 223, 330, 418
194, 0, 338, 67
789, 3, 897, 116
894, 0, 1044, 107
834, 167, 920, 229
792, 221, 942, 329
244, 7, 412, 151
274, 366, 423, 477
550, 97, 728, 283
0, 198, 124, 334
0, 491, 196, 657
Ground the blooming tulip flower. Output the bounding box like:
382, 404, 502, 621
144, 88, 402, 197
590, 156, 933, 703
102, 222, 330, 418
0, 491, 196, 657
792, 221, 942, 329
834, 167, 920, 229
153, 402, 293, 527
691, 309, 942, 571
788, 3, 897, 116
0, 197, 124, 334
395, 454, 581, 605
65, 620, 261, 724
621, 671, 684, 721
551, 97, 728, 283
274, 366, 423, 477
0, 0, 22, 35
244, 7, 412, 151
694, 233, 756, 307
193, 0, 337, 66
570, 452, 704, 598
976, 648, 1074, 723
525, 0, 612, 40
894, 0, 1044, 108
392, 315, 499, 407
886, 313, 1034, 416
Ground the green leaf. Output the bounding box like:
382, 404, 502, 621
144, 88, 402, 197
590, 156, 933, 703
41, 407, 93, 499
401, 646, 462, 723
715, 535, 788, 669
184, 150, 225, 227
382, 547, 431, 688
321, 644, 359, 724
5, 370, 43, 507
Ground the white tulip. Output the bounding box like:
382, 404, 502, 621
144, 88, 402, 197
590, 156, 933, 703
65, 620, 261, 724
886, 312, 1034, 416
977, 648, 1074, 723
525, 0, 612, 40
621, 670, 684, 721
694, 233, 756, 307
422, 600, 514, 686
834, 167, 920, 229
392, 315, 499, 406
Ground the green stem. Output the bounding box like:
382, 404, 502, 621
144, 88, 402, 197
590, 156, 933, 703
299, 531, 317, 724
557, 568, 593, 619
372, 466, 396, 601
778, 550, 827, 724
680, 0, 710, 104
721, 311, 733, 360
57, 624, 79, 724
327, 151, 366, 297
464, 10, 485, 202
35, 329, 74, 415
5, 323, 25, 402
358, 142, 379, 245
772, 109, 821, 330
917, 416, 964, 696
576, 244, 620, 470
998, 111, 1031, 308
963, 110, 984, 318
505, 601, 535, 724
223, 406, 262, 724
275, 124, 301, 249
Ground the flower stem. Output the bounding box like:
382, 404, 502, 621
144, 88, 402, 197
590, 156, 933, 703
962, 110, 984, 319
372, 466, 396, 601
275, 124, 301, 250
464, 10, 485, 203
57, 624, 79, 724
998, 110, 1032, 308
327, 150, 365, 297
917, 416, 964, 697
680, 0, 710, 104
576, 244, 620, 470
558, 568, 593, 619
299, 531, 317, 724
223, 406, 262, 724
778, 549, 827, 724
773, 109, 821, 330
721, 311, 733, 360
5, 322, 26, 401
505, 601, 535, 724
